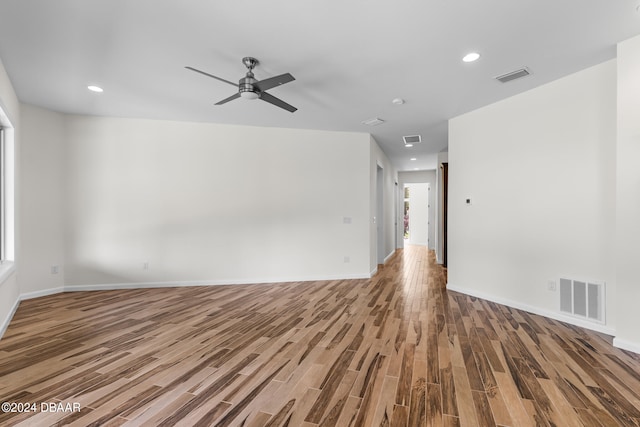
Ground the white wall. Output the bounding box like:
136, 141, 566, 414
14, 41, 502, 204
614, 35, 640, 353
448, 60, 617, 333
59, 116, 372, 287
0, 57, 20, 337
369, 136, 397, 272
398, 170, 436, 249
5, 99, 396, 337
19, 104, 66, 295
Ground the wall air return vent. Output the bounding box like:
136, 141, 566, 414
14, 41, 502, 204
403, 135, 421, 145
559, 277, 605, 324
495, 67, 531, 83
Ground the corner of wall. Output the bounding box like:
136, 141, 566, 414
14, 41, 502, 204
613, 337, 640, 355
369, 135, 397, 272
615, 34, 640, 354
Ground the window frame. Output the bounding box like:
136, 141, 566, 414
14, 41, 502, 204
0, 126, 4, 261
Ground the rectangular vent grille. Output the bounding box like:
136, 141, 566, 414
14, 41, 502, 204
559, 278, 604, 323
403, 135, 421, 144
495, 67, 531, 83
361, 117, 385, 126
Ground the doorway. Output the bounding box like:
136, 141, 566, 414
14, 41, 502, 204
403, 183, 429, 246
442, 162, 448, 267
376, 165, 384, 264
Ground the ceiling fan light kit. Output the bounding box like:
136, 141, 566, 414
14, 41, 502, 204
240, 91, 260, 100
186, 57, 297, 112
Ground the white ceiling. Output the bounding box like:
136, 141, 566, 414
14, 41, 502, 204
1, 0, 639, 171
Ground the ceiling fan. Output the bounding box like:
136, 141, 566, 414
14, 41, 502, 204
186, 57, 297, 113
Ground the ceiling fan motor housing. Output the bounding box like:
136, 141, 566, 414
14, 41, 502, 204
239, 73, 260, 99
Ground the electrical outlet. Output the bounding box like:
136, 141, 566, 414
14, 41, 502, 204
547, 280, 556, 291
51, 265, 59, 274
143, 262, 149, 270
343, 256, 350, 263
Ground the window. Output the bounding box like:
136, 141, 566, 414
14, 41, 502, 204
0, 107, 15, 271
0, 126, 4, 261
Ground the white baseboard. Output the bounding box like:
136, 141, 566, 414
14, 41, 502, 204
21, 287, 65, 300
0, 288, 66, 340
64, 280, 256, 292
613, 337, 640, 355
446, 283, 617, 337
369, 249, 398, 277
0, 297, 20, 340
384, 250, 396, 264
64, 273, 373, 292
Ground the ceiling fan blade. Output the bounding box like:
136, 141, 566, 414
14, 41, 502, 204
215, 92, 241, 105
185, 66, 238, 87
260, 92, 297, 113
253, 73, 295, 92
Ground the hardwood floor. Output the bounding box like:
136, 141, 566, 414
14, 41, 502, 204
1, 245, 639, 426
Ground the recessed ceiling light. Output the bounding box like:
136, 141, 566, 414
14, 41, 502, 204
87, 85, 104, 93
410, 158, 417, 161
414, 168, 419, 170
462, 52, 480, 63
405, 144, 413, 148
392, 98, 405, 105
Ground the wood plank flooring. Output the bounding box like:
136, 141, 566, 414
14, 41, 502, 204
1, 245, 640, 426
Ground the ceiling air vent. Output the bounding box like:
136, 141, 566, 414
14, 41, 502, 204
403, 135, 421, 145
361, 118, 385, 126
495, 67, 531, 83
